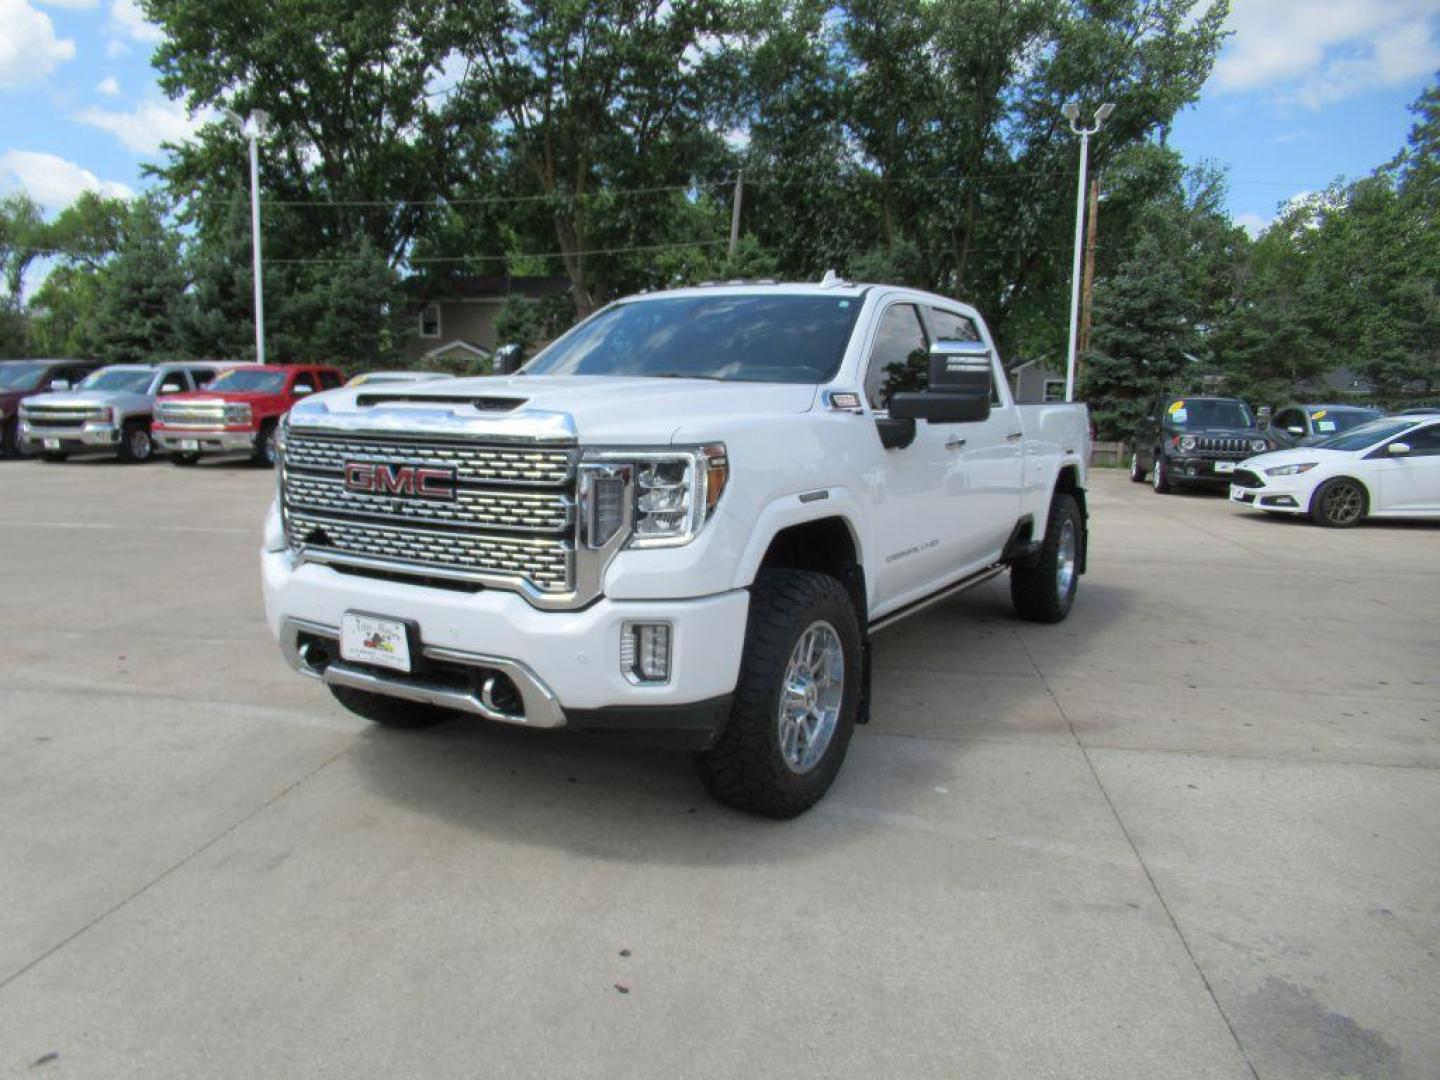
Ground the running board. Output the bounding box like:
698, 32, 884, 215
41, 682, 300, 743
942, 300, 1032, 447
868, 564, 1005, 634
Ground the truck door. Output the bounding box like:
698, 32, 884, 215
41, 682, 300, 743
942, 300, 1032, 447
924, 307, 1025, 570
861, 301, 958, 603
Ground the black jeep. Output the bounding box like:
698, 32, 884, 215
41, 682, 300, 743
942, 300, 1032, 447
1130, 395, 1271, 493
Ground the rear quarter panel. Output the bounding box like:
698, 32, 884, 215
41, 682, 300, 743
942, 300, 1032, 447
1016, 402, 1090, 539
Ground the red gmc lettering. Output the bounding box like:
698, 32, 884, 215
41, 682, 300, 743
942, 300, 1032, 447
343, 463, 455, 501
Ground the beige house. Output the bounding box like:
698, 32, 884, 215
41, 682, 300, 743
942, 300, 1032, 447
401, 275, 572, 372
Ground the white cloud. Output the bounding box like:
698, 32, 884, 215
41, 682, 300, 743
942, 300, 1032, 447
1213, 0, 1440, 106
96, 75, 120, 96
0, 0, 76, 88
0, 149, 133, 208
76, 97, 211, 155
105, 37, 129, 58
109, 0, 162, 43
1234, 212, 1270, 239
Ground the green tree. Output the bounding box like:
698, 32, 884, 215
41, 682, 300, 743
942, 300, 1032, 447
80, 197, 191, 364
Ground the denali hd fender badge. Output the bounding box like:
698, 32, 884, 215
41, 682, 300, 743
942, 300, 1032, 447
343, 462, 457, 501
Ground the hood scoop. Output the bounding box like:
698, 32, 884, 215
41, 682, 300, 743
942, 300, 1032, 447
354, 393, 526, 412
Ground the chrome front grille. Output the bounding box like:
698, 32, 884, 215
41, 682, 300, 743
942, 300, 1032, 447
284, 472, 572, 533
284, 431, 574, 486
22, 407, 102, 428
158, 402, 227, 425
281, 428, 580, 596
286, 512, 573, 592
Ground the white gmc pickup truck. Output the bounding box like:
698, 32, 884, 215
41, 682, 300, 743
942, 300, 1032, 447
262, 280, 1090, 817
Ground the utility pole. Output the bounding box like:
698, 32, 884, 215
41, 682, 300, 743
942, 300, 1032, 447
729, 170, 743, 260
228, 110, 270, 365
1077, 175, 1101, 374
1061, 103, 1114, 402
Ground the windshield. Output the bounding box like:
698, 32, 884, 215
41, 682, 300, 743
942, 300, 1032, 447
1309, 409, 1380, 436
1314, 418, 1418, 451
207, 369, 287, 394
80, 368, 154, 393
1164, 399, 1254, 429
522, 295, 864, 383
0, 362, 47, 391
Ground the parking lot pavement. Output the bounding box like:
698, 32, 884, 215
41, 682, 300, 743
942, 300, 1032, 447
1, 460, 1435, 1079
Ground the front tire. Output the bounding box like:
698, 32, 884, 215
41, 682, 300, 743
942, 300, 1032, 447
1152, 452, 1171, 493
118, 420, 153, 463
251, 420, 277, 468
328, 684, 451, 729
1310, 477, 1367, 528
1011, 492, 1084, 623
1129, 450, 1146, 483
2, 417, 29, 459
697, 569, 861, 819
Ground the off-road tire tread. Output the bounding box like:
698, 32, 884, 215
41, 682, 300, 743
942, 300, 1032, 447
1011, 492, 1083, 624
696, 569, 860, 819
328, 684, 450, 729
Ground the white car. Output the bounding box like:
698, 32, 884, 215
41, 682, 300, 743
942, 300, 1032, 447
1229, 415, 1440, 526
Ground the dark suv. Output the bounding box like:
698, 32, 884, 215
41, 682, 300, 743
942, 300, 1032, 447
0, 359, 101, 458
1130, 395, 1271, 493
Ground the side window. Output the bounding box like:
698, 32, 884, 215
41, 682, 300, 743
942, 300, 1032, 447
863, 304, 929, 410
188, 368, 217, 388
1276, 409, 1303, 435
927, 308, 980, 343
1401, 425, 1440, 456
293, 373, 316, 394
319, 370, 343, 390
157, 369, 190, 393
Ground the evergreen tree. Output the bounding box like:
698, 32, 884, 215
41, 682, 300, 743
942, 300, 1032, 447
80, 198, 191, 364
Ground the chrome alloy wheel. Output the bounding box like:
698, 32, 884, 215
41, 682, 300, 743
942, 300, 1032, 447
129, 427, 152, 461
1056, 518, 1077, 596
777, 620, 844, 774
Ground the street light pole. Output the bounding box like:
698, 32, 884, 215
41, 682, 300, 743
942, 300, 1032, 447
229, 109, 269, 365
1061, 102, 1113, 402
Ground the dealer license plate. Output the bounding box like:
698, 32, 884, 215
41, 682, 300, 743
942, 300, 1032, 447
44, 439, 60, 450
178, 439, 199, 452
1214, 461, 1236, 474
340, 613, 412, 673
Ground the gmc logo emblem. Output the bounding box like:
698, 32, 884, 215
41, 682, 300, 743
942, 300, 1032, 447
344, 462, 456, 501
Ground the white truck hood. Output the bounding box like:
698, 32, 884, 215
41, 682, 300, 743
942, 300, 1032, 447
293, 375, 818, 444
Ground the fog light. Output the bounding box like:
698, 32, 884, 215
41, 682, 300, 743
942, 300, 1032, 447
621, 622, 671, 684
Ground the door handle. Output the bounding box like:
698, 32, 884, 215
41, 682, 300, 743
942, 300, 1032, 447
945, 436, 967, 450
1006, 431, 1023, 441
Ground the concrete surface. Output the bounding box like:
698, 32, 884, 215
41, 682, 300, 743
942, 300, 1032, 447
0, 459, 1436, 1079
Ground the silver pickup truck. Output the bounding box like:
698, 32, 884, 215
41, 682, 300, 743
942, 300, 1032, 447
20, 362, 234, 463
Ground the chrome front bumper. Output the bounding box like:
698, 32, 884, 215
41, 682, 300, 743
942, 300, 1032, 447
154, 428, 257, 452
279, 617, 566, 728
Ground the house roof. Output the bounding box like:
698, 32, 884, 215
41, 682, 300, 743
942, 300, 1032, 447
422, 340, 491, 360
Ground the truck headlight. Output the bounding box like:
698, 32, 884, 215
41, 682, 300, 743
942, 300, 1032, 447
581, 443, 727, 549
1264, 462, 1317, 476
1179, 435, 1197, 452
1251, 438, 1268, 452
225, 403, 252, 425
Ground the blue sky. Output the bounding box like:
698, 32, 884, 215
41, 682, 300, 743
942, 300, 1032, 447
1, 0, 1437, 240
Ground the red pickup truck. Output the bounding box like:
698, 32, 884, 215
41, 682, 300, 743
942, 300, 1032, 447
153, 364, 344, 467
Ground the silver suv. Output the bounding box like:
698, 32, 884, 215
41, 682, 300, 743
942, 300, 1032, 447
20, 362, 235, 463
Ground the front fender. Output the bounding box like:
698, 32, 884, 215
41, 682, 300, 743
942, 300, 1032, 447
730, 487, 868, 596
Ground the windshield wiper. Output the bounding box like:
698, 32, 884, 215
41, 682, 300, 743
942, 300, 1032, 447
648, 372, 726, 380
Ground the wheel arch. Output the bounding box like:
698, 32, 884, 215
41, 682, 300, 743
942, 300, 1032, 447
1310, 474, 1372, 518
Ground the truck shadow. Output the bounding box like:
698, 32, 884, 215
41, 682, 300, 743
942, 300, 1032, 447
347, 718, 878, 866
